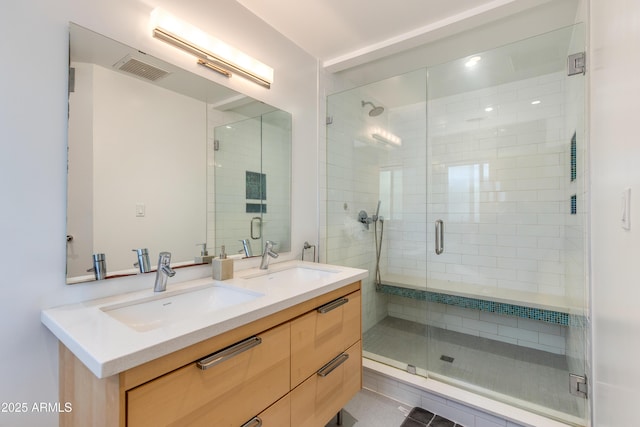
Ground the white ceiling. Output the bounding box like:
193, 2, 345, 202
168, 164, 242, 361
233, 0, 558, 71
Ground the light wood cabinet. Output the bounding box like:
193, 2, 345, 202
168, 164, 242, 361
291, 290, 361, 387
59, 281, 361, 427
291, 341, 362, 427
245, 394, 291, 427
127, 323, 290, 427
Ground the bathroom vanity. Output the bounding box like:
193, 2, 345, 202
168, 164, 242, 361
43, 261, 367, 426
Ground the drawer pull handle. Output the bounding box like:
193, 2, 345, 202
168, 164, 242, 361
196, 336, 262, 370
317, 353, 349, 377
317, 298, 348, 314
241, 416, 262, 427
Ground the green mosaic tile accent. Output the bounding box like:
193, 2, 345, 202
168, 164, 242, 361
379, 284, 570, 326
245, 170, 266, 200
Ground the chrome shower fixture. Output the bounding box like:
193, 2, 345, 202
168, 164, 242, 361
358, 200, 384, 230
361, 100, 385, 117
358, 210, 373, 229
373, 200, 381, 222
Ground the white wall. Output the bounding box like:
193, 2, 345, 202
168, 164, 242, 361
92, 64, 206, 273
590, 1, 640, 425
0, 1, 317, 426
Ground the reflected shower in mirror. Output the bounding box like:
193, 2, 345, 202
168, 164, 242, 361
66, 23, 291, 284
211, 110, 292, 259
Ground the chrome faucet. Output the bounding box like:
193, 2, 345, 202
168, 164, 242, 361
259, 240, 278, 270
239, 239, 253, 257
154, 251, 176, 292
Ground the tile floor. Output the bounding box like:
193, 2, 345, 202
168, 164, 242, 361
400, 407, 458, 427
363, 317, 584, 418
324, 389, 459, 427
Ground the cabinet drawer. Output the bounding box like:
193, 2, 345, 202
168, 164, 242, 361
127, 323, 290, 427
291, 290, 361, 387
290, 341, 362, 427
241, 393, 290, 427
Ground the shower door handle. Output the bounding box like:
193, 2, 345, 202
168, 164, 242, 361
435, 220, 444, 255
251, 216, 262, 239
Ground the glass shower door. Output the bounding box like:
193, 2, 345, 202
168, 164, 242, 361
325, 69, 430, 375
424, 24, 587, 424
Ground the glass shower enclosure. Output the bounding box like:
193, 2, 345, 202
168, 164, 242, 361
326, 24, 587, 425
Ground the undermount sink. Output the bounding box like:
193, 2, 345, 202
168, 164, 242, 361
243, 265, 339, 283
101, 284, 264, 332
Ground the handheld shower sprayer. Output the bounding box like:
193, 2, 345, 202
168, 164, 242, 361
373, 200, 381, 222
355, 201, 385, 288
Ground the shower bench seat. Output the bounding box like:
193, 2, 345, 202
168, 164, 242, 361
377, 274, 582, 327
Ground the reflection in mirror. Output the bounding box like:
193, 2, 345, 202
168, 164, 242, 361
211, 110, 292, 258
66, 23, 291, 284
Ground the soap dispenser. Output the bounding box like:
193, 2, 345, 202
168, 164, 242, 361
212, 245, 234, 280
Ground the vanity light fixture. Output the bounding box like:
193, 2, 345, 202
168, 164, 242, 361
150, 8, 274, 89
371, 128, 402, 147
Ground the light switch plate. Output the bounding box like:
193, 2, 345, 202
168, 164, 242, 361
136, 203, 146, 218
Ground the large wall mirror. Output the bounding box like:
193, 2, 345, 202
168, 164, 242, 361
66, 23, 291, 284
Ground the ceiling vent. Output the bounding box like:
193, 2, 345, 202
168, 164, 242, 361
114, 55, 170, 81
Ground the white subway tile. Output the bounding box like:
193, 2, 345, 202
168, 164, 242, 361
463, 318, 499, 334
498, 325, 539, 343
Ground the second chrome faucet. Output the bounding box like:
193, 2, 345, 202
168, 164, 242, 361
154, 251, 176, 292
259, 240, 278, 270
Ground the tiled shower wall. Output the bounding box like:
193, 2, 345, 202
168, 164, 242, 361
425, 70, 571, 296
387, 295, 567, 354
327, 67, 585, 356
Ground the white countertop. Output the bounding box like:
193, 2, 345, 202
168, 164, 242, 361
42, 260, 368, 379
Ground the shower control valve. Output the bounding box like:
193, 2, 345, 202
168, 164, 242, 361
358, 210, 373, 229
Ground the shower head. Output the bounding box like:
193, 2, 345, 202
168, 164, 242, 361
361, 100, 384, 117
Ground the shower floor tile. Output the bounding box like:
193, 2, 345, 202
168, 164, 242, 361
363, 316, 583, 418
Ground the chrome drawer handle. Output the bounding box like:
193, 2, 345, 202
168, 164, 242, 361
317, 353, 349, 377
317, 298, 348, 314
196, 336, 262, 370
241, 416, 262, 427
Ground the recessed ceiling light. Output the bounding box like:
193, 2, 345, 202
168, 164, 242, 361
465, 56, 482, 68
531, 100, 541, 105
485, 106, 494, 112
